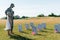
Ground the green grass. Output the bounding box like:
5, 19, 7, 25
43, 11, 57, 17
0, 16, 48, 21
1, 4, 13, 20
0, 23, 60, 40
0, 18, 60, 40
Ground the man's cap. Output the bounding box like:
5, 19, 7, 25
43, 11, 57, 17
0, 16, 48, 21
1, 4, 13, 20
10, 3, 15, 7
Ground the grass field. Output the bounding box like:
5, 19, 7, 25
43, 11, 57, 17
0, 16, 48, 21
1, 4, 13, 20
0, 17, 60, 40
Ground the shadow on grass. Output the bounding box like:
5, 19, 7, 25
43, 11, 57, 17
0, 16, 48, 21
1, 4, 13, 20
19, 31, 28, 34
45, 28, 53, 30
40, 30, 48, 32
10, 34, 32, 40
56, 32, 60, 34
36, 34, 46, 36
28, 29, 32, 31
40, 30, 53, 33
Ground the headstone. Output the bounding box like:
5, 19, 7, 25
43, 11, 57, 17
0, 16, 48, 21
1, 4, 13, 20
30, 22, 38, 35
32, 26, 37, 35
38, 24, 43, 31
25, 23, 30, 30
18, 24, 23, 32
41, 23, 46, 29
54, 24, 60, 32
30, 22, 34, 28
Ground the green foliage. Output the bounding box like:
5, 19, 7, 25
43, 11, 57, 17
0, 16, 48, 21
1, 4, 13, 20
21, 16, 29, 19
13, 15, 20, 19
2, 15, 29, 19
48, 13, 56, 17
48, 13, 60, 17
37, 14, 45, 17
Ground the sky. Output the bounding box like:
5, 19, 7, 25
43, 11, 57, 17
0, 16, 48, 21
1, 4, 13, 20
0, 0, 60, 18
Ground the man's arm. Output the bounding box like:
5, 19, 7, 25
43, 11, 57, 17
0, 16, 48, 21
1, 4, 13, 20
7, 12, 11, 17
5, 8, 12, 16
5, 10, 7, 15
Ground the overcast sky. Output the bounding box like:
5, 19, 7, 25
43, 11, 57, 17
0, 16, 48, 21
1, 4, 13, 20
0, 0, 60, 18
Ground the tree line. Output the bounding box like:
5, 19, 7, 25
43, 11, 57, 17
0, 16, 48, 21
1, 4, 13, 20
2, 13, 60, 19
3, 15, 29, 19
37, 13, 60, 17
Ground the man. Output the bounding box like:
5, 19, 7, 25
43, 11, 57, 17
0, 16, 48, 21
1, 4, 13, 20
5, 3, 15, 34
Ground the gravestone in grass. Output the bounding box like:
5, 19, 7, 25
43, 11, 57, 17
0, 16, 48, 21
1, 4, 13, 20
25, 23, 30, 30
30, 22, 38, 35
32, 26, 37, 35
38, 24, 43, 31
18, 24, 23, 32
41, 23, 46, 29
30, 22, 34, 28
54, 24, 60, 33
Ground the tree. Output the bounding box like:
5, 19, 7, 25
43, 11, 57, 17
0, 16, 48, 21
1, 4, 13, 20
2, 15, 20, 19
21, 16, 29, 19
13, 15, 20, 19
37, 14, 44, 17
48, 13, 56, 17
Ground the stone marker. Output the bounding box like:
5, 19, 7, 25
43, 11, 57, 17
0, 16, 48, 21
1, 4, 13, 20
25, 23, 30, 30
18, 24, 23, 32
54, 24, 60, 32
41, 23, 46, 29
